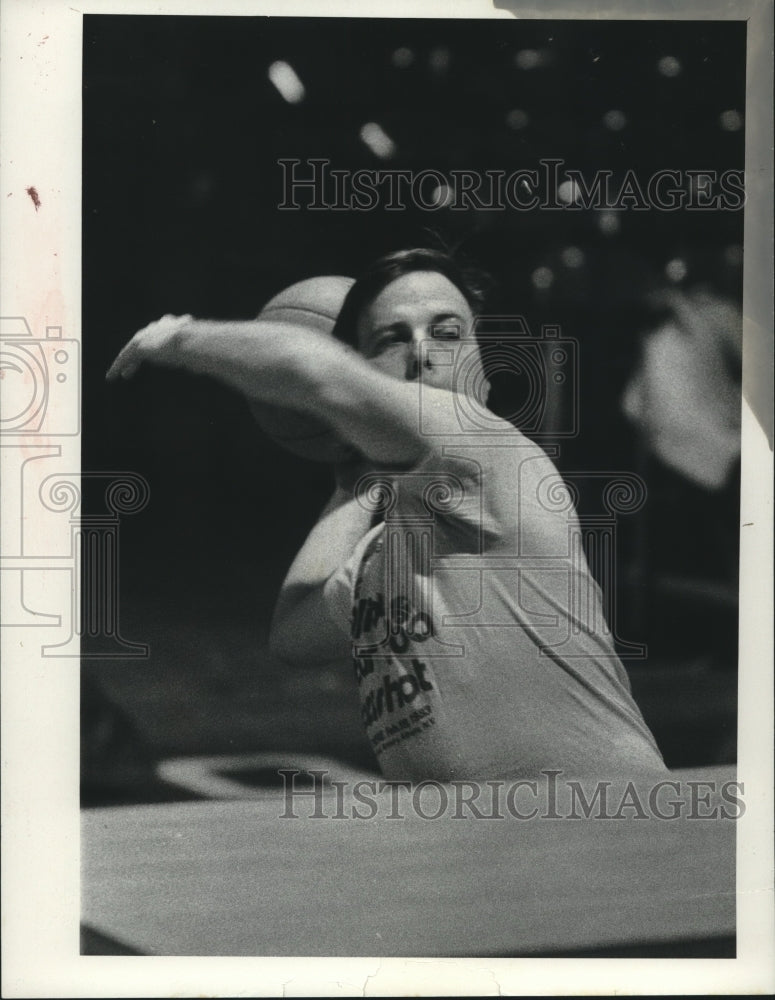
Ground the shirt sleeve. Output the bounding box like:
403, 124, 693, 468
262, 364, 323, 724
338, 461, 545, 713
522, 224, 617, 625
322, 522, 384, 639
385, 420, 528, 555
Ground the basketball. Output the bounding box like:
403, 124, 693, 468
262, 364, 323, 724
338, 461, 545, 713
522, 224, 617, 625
249, 275, 356, 462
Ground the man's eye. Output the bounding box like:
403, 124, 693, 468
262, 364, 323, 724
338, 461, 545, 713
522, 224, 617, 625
374, 333, 406, 353
432, 323, 460, 340
384, 329, 410, 344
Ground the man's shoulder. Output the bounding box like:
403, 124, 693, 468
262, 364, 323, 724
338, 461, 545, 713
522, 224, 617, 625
432, 420, 560, 478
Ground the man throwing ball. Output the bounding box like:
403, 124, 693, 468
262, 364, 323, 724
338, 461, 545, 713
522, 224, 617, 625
108, 247, 666, 781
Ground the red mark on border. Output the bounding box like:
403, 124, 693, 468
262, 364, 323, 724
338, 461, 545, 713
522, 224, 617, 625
26, 186, 41, 211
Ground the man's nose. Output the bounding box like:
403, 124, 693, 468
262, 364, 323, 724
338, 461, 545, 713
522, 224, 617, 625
404, 331, 430, 381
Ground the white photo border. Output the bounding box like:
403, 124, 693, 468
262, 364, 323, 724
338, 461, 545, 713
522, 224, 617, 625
1, 0, 772, 996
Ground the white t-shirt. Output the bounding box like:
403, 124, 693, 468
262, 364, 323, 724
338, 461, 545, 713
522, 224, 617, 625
325, 416, 666, 782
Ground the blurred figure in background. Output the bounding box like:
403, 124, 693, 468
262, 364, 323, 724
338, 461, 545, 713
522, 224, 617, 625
621, 286, 742, 765
621, 287, 742, 493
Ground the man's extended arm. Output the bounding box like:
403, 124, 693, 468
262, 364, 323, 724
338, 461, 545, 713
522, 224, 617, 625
106, 314, 481, 467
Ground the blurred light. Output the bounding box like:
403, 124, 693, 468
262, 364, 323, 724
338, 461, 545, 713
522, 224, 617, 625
506, 108, 529, 130
515, 49, 544, 70
267, 61, 305, 104
724, 244, 743, 267
665, 258, 688, 283
431, 183, 453, 208
657, 55, 682, 77
560, 246, 585, 268
531, 266, 554, 290
719, 109, 743, 132
598, 211, 620, 236
360, 122, 397, 159
392, 47, 414, 69
602, 109, 627, 131
557, 179, 579, 205
429, 46, 451, 73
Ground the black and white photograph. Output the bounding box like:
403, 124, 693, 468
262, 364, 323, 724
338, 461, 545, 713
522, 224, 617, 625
1, 0, 773, 996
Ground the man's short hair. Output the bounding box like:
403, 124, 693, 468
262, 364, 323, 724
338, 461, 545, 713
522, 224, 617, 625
333, 247, 494, 349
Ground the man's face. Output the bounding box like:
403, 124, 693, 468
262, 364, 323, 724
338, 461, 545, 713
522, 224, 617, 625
355, 270, 480, 393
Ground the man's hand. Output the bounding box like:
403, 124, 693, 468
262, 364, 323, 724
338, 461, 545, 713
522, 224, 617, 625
105, 314, 336, 410
106, 314, 193, 381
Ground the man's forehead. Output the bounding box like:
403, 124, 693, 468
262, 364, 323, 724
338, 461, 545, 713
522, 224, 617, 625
363, 271, 472, 319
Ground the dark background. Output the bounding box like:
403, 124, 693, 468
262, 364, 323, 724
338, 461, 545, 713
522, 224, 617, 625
81, 16, 744, 803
